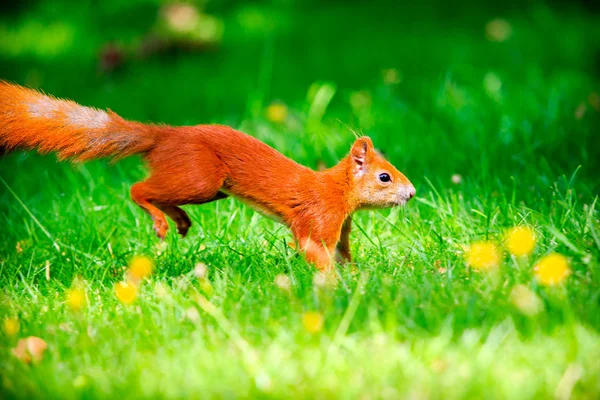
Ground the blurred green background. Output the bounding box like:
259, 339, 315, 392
1, 2, 600, 398
1, 0, 599, 193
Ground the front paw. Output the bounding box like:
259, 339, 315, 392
176, 222, 190, 238
334, 248, 352, 264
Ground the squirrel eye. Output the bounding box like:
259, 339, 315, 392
379, 173, 391, 183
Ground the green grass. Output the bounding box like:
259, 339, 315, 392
1, 0, 600, 398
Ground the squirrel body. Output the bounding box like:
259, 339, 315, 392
0, 81, 415, 269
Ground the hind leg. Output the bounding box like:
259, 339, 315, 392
130, 151, 228, 239
155, 204, 192, 237
131, 183, 227, 239
154, 190, 229, 237
130, 182, 170, 239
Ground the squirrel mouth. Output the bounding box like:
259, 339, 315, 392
396, 185, 416, 205
395, 194, 415, 206
394, 199, 408, 207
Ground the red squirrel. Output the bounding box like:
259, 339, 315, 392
0, 81, 415, 270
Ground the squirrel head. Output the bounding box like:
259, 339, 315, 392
347, 136, 415, 209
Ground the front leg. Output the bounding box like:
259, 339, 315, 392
291, 214, 346, 270
295, 236, 336, 271
335, 216, 352, 264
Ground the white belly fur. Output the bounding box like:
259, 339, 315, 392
220, 189, 284, 224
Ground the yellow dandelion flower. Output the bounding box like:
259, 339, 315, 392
65, 287, 87, 311
2, 317, 19, 336
509, 284, 543, 316
302, 312, 324, 334
115, 281, 138, 305
266, 102, 288, 124
505, 226, 537, 257
534, 253, 570, 286
465, 241, 501, 271
127, 255, 154, 282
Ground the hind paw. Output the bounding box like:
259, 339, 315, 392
152, 218, 169, 240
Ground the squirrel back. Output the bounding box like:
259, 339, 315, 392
0, 81, 157, 161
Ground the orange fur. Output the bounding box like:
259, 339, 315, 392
0, 81, 155, 161
0, 82, 415, 270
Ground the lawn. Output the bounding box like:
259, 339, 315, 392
1, 0, 600, 398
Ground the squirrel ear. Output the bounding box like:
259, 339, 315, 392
350, 137, 373, 176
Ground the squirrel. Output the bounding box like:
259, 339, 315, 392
0, 81, 415, 270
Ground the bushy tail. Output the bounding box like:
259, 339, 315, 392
0, 81, 158, 161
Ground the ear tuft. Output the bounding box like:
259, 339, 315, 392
350, 137, 373, 176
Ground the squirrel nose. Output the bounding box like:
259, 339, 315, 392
408, 186, 416, 200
